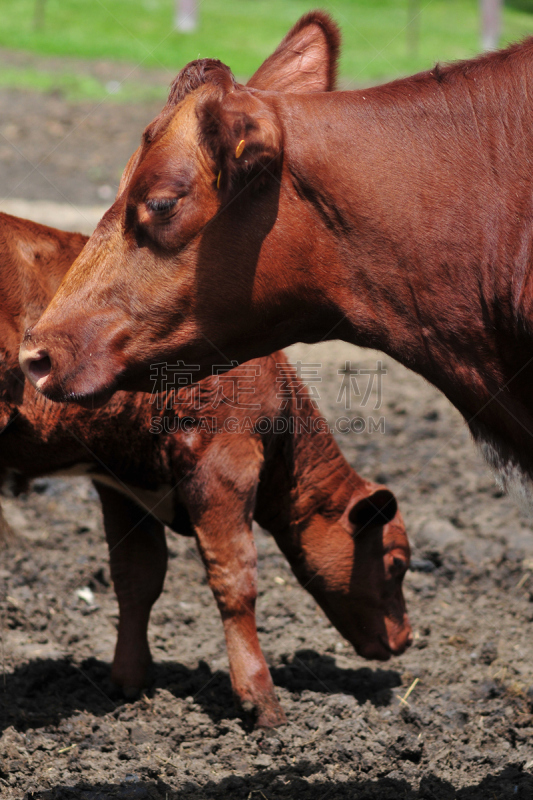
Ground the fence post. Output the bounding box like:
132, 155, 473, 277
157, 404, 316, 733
174, 0, 198, 32
33, 0, 48, 31
480, 0, 502, 51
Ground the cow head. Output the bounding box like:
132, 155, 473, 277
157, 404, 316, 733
0, 213, 87, 419
19, 13, 340, 402
293, 485, 412, 661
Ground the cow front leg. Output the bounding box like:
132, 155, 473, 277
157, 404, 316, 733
94, 482, 167, 696
194, 516, 286, 728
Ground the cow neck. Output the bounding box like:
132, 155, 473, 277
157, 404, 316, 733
255, 379, 355, 543
274, 66, 533, 475
0, 214, 76, 372
0, 213, 86, 343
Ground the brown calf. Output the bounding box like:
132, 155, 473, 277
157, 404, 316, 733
2, 210, 411, 727
21, 17, 533, 500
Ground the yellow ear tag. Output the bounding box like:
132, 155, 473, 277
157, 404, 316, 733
217, 170, 222, 189
235, 139, 245, 159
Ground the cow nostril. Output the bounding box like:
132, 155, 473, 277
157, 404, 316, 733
27, 354, 52, 384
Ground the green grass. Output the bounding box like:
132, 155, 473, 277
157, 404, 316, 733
1, 0, 533, 99
0, 66, 166, 102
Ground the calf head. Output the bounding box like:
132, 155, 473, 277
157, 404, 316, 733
294, 485, 412, 661
19, 13, 340, 402
0, 213, 87, 418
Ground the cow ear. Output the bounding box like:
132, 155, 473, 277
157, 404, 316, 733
247, 12, 340, 92
199, 91, 282, 194
348, 489, 398, 535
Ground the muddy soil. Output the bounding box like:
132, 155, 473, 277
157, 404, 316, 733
0, 56, 164, 209
2, 82, 533, 799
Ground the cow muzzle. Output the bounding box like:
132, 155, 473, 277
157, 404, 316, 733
19, 324, 126, 405
354, 617, 413, 662
19, 345, 53, 393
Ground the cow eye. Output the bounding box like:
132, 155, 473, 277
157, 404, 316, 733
146, 197, 178, 214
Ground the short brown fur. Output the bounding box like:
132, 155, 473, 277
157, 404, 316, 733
21, 17, 533, 490
4, 204, 411, 726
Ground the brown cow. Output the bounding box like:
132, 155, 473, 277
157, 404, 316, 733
20, 18, 533, 502
1, 211, 411, 727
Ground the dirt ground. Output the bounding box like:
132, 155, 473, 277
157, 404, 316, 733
2, 75, 533, 799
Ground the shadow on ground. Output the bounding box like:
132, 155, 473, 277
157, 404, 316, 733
0, 658, 119, 733
270, 649, 402, 705
1, 650, 402, 733
20, 765, 533, 799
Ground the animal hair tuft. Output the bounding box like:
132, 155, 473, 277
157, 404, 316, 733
167, 59, 237, 107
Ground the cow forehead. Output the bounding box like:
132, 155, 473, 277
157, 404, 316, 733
146, 88, 215, 155
163, 92, 201, 142
133, 92, 212, 189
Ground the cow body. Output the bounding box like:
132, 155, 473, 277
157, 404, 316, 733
20, 23, 533, 499
2, 209, 411, 727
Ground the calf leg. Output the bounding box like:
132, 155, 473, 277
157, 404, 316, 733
185, 431, 285, 728
94, 482, 167, 695
194, 515, 286, 727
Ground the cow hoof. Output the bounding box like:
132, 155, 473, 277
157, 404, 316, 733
122, 685, 142, 700
242, 700, 286, 729
108, 675, 143, 699
110, 664, 152, 697
256, 706, 287, 728
110, 653, 153, 695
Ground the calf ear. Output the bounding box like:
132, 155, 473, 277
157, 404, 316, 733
248, 12, 341, 93
348, 489, 398, 535
199, 91, 282, 194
